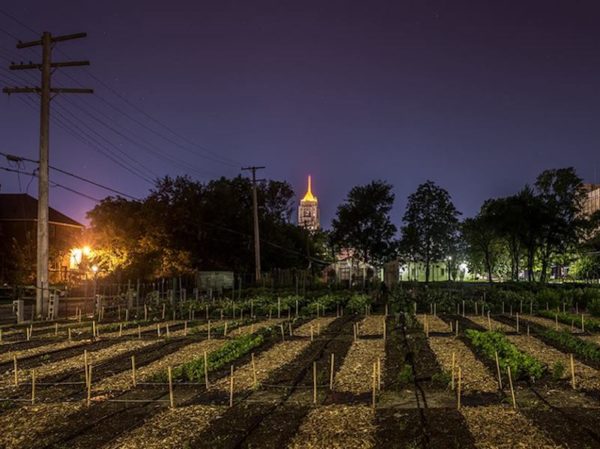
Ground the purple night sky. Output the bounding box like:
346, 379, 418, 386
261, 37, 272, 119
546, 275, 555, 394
1, 0, 600, 228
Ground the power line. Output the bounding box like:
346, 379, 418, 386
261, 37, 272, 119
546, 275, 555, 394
0, 151, 140, 200
14, 93, 156, 184
0, 165, 101, 202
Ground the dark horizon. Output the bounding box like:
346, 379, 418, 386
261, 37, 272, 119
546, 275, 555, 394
1, 0, 600, 228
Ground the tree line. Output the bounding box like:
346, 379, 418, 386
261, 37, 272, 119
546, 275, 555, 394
328, 167, 600, 283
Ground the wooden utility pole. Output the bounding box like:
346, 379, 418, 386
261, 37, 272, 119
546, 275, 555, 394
241, 166, 265, 283
3, 32, 92, 318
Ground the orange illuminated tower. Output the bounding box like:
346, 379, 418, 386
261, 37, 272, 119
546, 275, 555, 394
298, 175, 320, 231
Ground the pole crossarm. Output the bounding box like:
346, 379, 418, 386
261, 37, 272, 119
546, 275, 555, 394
3, 87, 94, 94
17, 32, 87, 49
10, 61, 90, 70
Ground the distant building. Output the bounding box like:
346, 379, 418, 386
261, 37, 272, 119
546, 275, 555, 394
0, 193, 84, 283
582, 183, 600, 216
298, 175, 320, 231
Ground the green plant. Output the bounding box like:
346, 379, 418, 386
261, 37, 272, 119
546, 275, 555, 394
431, 370, 451, 387
551, 361, 565, 381
398, 363, 414, 385
542, 329, 600, 363
465, 330, 545, 381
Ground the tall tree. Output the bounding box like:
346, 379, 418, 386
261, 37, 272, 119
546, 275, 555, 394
330, 180, 397, 268
400, 180, 460, 283
534, 168, 586, 282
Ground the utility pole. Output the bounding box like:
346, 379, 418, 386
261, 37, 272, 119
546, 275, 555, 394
241, 166, 265, 283
3, 32, 93, 319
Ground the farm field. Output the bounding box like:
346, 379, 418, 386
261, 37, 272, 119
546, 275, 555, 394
3, 304, 600, 448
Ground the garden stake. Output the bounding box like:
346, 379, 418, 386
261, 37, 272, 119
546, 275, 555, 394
206, 305, 209, 320
576, 303, 579, 314
166, 324, 170, 338
87, 365, 93, 406
507, 366, 516, 409
84, 350, 89, 387
295, 299, 298, 317
494, 351, 502, 390
224, 322, 228, 336
131, 355, 137, 387
455, 320, 459, 337
377, 357, 381, 390
330, 353, 335, 390
0, 329, 2, 342
157, 324, 161, 337
144, 305, 148, 321
385, 304, 388, 316
280, 324, 285, 341
352, 324, 356, 342
527, 325, 530, 336
317, 323, 320, 336
204, 351, 209, 388
462, 301, 465, 317
310, 325, 314, 342
313, 361, 317, 404
184, 321, 188, 336
208, 321, 211, 340
162, 304, 166, 320
383, 320, 386, 341
289, 322, 293, 337
450, 321, 453, 333
570, 354, 576, 389
137, 325, 141, 339
229, 365, 234, 407
13, 355, 18, 386
168, 366, 174, 408
457, 367, 462, 409
31, 369, 36, 404
68, 327, 72, 342
516, 313, 519, 333
55, 323, 58, 336
451, 352, 455, 390
92, 321, 96, 338
125, 309, 129, 322
251, 353, 257, 387
502, 302, 505, 314
119, 323, 123, 337
372, 362, 377, 409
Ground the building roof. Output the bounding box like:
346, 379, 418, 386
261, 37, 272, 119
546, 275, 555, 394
301, 175, 317, 202
0, 193, 83, 228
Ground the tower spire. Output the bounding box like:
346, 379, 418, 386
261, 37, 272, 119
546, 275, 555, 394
302, 175, 317, 202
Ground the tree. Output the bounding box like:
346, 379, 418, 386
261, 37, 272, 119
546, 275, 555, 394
534, 168, 586, 282
463, 201, 503, 283
400, 180, 460, 283
330, 180, 397, 269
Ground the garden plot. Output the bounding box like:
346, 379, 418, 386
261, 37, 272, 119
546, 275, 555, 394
467, 315, 513, 333
356, 315, 386, 337
228, 319, 285, 337
99, 320, 181, 338
522, 315, 574, 333
428, 336, 497, 393
103, 405, 225, 449
506, 335, 600, 389
211, 340, 310, 393
0, 403, 85, 449
415, 314, 451, 333
460, 405, 564, 448
0, 339, 92, 364
0, 339, 154, 391
294, 317, 336, 337
334, 339, 385, 394
94, 339, 224, 392
287, 405, 375, 449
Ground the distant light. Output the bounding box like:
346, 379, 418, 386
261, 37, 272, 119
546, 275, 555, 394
459, 263, 468, 272
82, 246, 91, 256
91, 265, 99, 273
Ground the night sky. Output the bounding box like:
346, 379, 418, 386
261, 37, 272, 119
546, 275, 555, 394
1, 1, 600, 229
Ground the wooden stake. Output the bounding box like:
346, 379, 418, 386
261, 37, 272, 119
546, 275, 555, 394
131, 355, 137, 387
144, 304, 148, 321
86, 365, 93, 406
507, 366, 516, 409
251, 353, 257, 388
204, 351, 209, 389
570, 354, 576, 389
162, 304, 166, 320
55, 322, 58, 336
224, 322, 228, 336
229, 365, 234, 407
31, 369, 36, 404
168, 366, 174, 408
184, 320, 188, 336
451, 351, 455, 390
157, 323, 161, 337
457, 367, 462, 409
487, 311, 491, 331
455, 320, 459, 337
280, 324, 285, 341
166, 324, 170, 338
377, 357, 381, 390
495, 351, 502, 390
208, 320, 211, 340
516, 313, 520, 333
317, 323, 320, 336
84, 350, 89, 387
138, 325, 141, 339
310, 325, 314, 342
330, 353, 335, 390
313, 361, 317, 404
383, 319, 386, 341
372, 361, 377, 409
92, 321, 96, 338
13, 355, 18, 386
68, 327, 72, 342
119, 323, 123, 337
